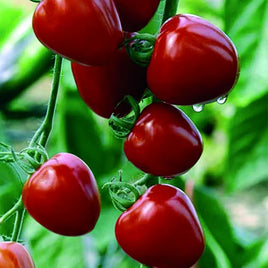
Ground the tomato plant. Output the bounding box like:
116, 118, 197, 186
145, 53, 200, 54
115, 184, 205, 268
124, 102, 203, 177
113, 0, 161, 31
0, 242, 35, 268
32, 0, 123, 66
22, 153, 101, 236
147, 14, 239, 105
71, 44, 147, 118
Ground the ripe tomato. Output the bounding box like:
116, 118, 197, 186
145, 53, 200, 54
0, 242, 35, 268
32, 0, 123, 66
124, 102, 203, 177
114, 0, 161, 31
115, 184, 205, 268
147, 14, 240, 105
22, 153, 101, 236
71, 45, 147, 118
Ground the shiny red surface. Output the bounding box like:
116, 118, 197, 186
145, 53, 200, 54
0, 242, 35, 268
33, 0, 123, 66
147, 14, 239, 105
22, 153, 101, 236
124, 102, 203, 177
114, 0, 161, 31
115, 184, 205, 268
71, 46, 147, 118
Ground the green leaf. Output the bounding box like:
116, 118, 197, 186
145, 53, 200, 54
226, 93, 268, 191
193, 185, 242, 268
0, 0, 25, 46
241, 235, 268, 268
23, 217, 86, 268
199, 218, 232, 268
0, 16, 53, 106
224, 0, 268, 106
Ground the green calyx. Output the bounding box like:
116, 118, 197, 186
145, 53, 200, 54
103, 181, 141, 212
0, 142, 48, 175
103, 173, 159, 212
124, 33, 156, 67
109, 95, 140, 139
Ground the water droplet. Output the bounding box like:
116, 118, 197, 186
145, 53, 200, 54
217, 95, 228, 105
192, 104, 204, 113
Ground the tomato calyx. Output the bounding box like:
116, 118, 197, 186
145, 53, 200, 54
0, 142, 48, 175
103, 173, 158, 212
124, 33, 156, 67
109, 95, 140, 138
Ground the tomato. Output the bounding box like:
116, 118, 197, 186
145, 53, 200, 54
71, 44, 147, 118
32, 0, 123, 66
0, 242, 35, 268
115, 184, 205, 268
114, 0, 161, 31
22, 153, 101, 236
124, 102, 203, 177
147, 14, 240, 105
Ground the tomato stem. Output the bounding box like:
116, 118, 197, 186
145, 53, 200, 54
162, 0, 180, 24
11, 207, 25, 242
134, 174, 159, 188
0, 196, 23, 225
30, 55, 63, 148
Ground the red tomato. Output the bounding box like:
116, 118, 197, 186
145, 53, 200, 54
0, 242, 35, 268
115, 184, 205, 268
147, 14, 240, 105
113, 0, 161, 31
32, 0, 123, 66
124, 102, 203, 177
71, 45, 147, 118
22, 153, 101, 236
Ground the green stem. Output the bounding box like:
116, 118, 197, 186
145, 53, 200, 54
30, 55, 63, 147
11, 207, 25, 242
0, 196, 23, 224
134, 174, 159, 188
162, 0, 180, 24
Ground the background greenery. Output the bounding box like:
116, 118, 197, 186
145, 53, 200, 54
0, 0, 267, 267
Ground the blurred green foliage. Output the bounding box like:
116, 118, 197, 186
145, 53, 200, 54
0, 0, 267, 267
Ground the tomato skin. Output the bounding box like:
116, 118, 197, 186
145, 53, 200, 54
114, 0, 161, 31
71, 46, 147, 118
0, 242, 35, 268
124, 102, 203, 177
22, 153, 101, 236
147, 14, 239, 105
115, 184, 205, 268
33, 0, 123, 66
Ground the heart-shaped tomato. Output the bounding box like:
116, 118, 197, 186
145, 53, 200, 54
124, 102, 203, 177
32, 0, 123, 66
0, 242, 35, 268
147, 14, 239, 105
22, 153, 101, 236
71, 46, 147, 118
115, 184, 205, 268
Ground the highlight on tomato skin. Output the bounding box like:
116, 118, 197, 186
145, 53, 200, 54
147, 14, 240, 106
115, 184, 205, 268
22, 153, 101, 236
32, 0, 123, 66
124, 102, 203, 177
0, 242, 35, 268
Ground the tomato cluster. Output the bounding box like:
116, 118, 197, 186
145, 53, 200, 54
10, 0, 240, 267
